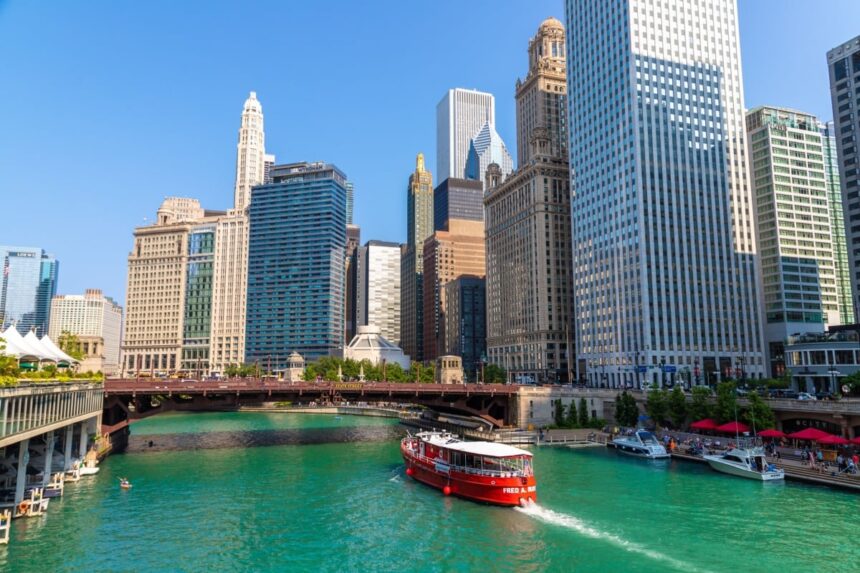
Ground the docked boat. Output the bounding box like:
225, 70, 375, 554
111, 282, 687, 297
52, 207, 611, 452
80, 460, 100, 476
401, 431, 536, 507
611, 430, 670, 459
703, 445, 784, 481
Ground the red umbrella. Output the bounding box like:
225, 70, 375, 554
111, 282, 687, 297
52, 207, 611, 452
690, 418, 718, 430
850, 437, 860, 446
716, 421, 750, 434
757, 429, 786, 438
817, 434, 850, 446
787, 428, 832, 441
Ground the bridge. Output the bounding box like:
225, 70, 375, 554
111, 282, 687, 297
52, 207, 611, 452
102, 379, 522, 431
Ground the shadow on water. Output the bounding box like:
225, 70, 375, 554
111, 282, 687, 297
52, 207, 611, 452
127, 424, 405, 453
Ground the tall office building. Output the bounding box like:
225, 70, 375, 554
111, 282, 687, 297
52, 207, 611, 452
821, 121, 854, 324
433, 178, 484, 232
345, 224, 361, 344
566, 0, 764, 387
464, 121, 514, 187
437, 88, 495, 180
122, 198, 223, 376
210, 92, 270, 374
400, 153, 434, 362
49, 289, 123, 375
422, 219, 486, 361
245, 162, 347, 367
356, 241, 401, 345
485, 17, 574, 385
746, 106, 839, 376
0, 246, 58, 336
444, 276, 486, 381
345, 181, 355, 225
827, 36, 860, 321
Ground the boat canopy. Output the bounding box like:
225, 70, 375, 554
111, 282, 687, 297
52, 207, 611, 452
433, 439, 532, 458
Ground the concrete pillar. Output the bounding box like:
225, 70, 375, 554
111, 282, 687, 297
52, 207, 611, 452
1, 398, 7, 437
14, 438, 29, 505
64, 424, 74, 470
78, 422, 88, 459
42, 431, 55, 486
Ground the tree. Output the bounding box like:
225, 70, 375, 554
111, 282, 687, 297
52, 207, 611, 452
688, 386, 713, 422
578, 397, 589, 427
58, 331, 84, 360
842, 371, 860, 396
668, 386, 688, 429
615, 391, 639, 427
553, 399, 565, 427
484, 364, 506, 384
0, 337, 20, 377
743, 391, 776, 431
714, 381, 738, 424
565, 400, 578, 428
645, 384, 668, 428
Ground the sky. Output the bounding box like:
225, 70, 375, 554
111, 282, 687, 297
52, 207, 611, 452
1, 0, 859, 306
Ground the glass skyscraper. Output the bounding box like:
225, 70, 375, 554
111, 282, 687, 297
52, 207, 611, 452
565, 0, 764, 388
433, 178, 484, 232
182, 225, 215, 375
245, 162, 347, 368
0, 246, 59, 336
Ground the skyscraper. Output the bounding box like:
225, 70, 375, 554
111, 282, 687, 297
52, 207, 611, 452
485, 16, 574, 385
0, 246, 58, 336
821, 121, 854, 325
245, 162, 347, 367
345, 181, 355, 225
464, 121, 514, 187
827, 36, 860, 321
444, 276, 486, 381
566, 0, 764, 387
400, 153, 433, 362
746, 106, 839, 376
433, 178, 484, 232
49, 289, 123, 376
210, 92, 270, 374
345, 224, 361, 344
437, 88, 495, 180
357, 241, 401, 345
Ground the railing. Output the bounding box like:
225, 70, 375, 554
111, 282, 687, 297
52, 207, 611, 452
0, 383, 104, 440
404, 446, 531, 479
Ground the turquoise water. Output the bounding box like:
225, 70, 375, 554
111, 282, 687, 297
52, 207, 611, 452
2, 412, 857, 572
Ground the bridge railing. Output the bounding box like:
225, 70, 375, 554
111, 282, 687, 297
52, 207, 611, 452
0, 383, 104, 443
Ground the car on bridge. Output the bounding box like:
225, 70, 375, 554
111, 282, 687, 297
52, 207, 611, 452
797, 392, 817, 401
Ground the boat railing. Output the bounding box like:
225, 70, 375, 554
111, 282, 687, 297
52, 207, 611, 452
405, 447, 530, 479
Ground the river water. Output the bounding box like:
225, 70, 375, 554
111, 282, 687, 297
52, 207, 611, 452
2, 412, 856, 572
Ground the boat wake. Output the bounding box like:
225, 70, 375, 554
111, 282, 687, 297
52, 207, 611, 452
515, 502, 711, 573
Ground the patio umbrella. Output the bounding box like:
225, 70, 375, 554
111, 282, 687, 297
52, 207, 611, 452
817, 434, 850, 446
690, 418, 718, 430
850, 437, 860, 446
715, 421, 750, 434
757, 429, 786, 438
787, 428, 832, 441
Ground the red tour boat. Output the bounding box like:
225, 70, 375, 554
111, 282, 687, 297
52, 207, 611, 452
401, 431, 536, 506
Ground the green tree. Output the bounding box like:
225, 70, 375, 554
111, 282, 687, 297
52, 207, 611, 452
0, 337, 20, 377
565, 400, 578, 428
689, 386, 713, 422
645, 385, 668, 428
615, 391, 640, 427
58, 330, 84, 360
553, 399, 565, 427
743, 391, 776, 431
714, 381, 738, 424
578, 397, 589, 427
484, 364, 506, 384
842, 371, 860, 396
668, 386, 688, 429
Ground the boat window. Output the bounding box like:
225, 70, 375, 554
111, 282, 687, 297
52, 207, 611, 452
637, 431, 658, 445
725, 455, 742, 463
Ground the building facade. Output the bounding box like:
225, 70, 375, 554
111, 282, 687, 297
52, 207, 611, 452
433, 178, 484, 232
345, 224, 361, 344
464, 121, 514, 188
436, 88, 496, 180
821, 121, 855, 325
400, 153, 434, 362
245, 162, 347, 368
422, 219, 486, 361
566, 0, 765, 388
356, 241, 401, 346
48, 289, 123, 375
485, 17, 574, 385
746, 106, 840, 377
443, 276, 486, 382
827, 36, 860, 321
233, 91, 267, 210
0, 246, 58, 336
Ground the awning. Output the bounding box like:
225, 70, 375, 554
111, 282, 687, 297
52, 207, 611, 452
817, 434, 850, 446
757, 429, 786, 438
715, 421, 750, 434
787, 428, 832, 441
690, 418, 718, 430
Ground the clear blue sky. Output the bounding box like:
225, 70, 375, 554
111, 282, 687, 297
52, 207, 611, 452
1, 0, 858, 306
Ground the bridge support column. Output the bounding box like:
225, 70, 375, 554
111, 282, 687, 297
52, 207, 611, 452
42, 431, 55, 486
14, 438, 29, 505
63, 425, 74, 470
78, 422, 89, 459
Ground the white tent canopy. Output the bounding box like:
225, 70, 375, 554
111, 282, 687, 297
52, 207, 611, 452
1, 325, 77, 365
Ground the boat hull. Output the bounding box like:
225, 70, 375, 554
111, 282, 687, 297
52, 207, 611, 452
703, 456, 784, 481
401, 443, 536, 507
611, 440, 670, 459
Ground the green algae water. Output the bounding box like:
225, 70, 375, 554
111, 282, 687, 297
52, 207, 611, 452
2, 412, 858, 572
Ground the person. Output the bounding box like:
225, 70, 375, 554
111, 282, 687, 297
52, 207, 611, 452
837, 453, 845, 471
817, 450, 824, 466
852, 453, 859, 469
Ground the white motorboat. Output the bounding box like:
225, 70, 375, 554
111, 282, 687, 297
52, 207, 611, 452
703, 446, 784, 481
611, 430, 670, 459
